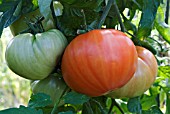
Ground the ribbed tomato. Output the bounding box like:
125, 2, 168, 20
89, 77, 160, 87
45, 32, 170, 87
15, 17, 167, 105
5, 29, 67, 80
106, 46, 158, 98
61, 29, 138, 97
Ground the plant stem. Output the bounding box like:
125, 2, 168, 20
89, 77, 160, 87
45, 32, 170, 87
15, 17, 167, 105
81, 9, 88, 31
50, 1, 58, 29
91, 99, 107, 114
108, 99, 115, 114
112, 99, 124, 114
113, 0, 126, 32
97, 0, 114, 29
165, 0, 169, 24
51, 86, 70, 114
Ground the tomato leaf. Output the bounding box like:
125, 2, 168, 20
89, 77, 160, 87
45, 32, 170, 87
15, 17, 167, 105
166, 93, 170, 114
58, 111, 74, 114
140, 94, 157, 110
82, 102, 94, 114
63, 91, 90, 105
136, 0, 161, 39
155, 3, 170, 44
0, 0, 38, 38
142, 106, 163, 114
28, 93, 52, 108
38, 0, 52, 19
0, 105, 43, 114
56, 0, 103, 38
158, 66, 170, 78
0, 1, 19, 37
127, 96, 142, 113
53, 1, 63, 16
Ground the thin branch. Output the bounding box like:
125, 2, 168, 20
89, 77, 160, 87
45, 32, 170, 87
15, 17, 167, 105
81, 9, 87, 31
108, 99, 115, 114
97, 0, 114, 29
113, 0, 126, 32
91, 99, 107, 114
112, 99, 124, 114
165, 0, 169, 24
51, 86, 70, 114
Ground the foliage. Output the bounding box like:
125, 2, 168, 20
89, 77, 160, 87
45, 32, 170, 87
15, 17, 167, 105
0, 0, 170, 114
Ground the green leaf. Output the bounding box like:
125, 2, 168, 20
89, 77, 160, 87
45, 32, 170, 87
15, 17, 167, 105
0, 105, 43, 114
0, 0, 38, 38
82, 102, 94, 114
141, 95, 157, 110
142, 106, 163, 114
137, 0, 161, 39
56, 0, 103, 38
155, 3, 170, 44
127, 97, 142, 113
166, 93, 170, 114
158, 66, 170, 78
28, 93, 52, 108
63, 91, 90, 105
53, 1, 63, 16
38, 0, 52, 19
58, 111, 74, 114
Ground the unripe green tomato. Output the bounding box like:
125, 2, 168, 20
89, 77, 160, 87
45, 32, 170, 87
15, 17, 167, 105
31, 74, 69, 106
10, 9, 55, 36
106, 46, 158, 98
5, 29, 68, 80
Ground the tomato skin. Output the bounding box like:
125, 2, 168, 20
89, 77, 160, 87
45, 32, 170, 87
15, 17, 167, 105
5, 29, 68, 80
61, 29, 138, 97
106, 46, 158, 98
31, 74, 68, 106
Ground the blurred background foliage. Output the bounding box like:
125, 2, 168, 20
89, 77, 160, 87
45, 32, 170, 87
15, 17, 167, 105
0, 28, 31, 110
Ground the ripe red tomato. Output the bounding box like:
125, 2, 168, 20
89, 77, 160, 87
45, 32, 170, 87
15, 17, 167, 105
61, 29, 138, 97
106, 46, 158, 98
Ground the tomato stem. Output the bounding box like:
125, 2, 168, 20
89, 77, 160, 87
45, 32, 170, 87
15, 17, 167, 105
97, 0, 114, 29
112, 0, 126, 32
108, 99, 124, 114
51, 86, 70, 114
25, 16, 45, 34
91, 99, 107, 114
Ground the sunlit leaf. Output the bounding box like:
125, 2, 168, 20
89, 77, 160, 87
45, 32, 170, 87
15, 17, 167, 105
38, 0, 52, 19
155, 3, 170, 44
158, 66, 170, 78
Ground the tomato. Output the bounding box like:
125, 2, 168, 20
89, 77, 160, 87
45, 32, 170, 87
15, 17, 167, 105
106, 46, 158, 98
10, 9, 55, 36
5, 29, 68, 80
31, 73, 69, 106
61, 29, 138, 97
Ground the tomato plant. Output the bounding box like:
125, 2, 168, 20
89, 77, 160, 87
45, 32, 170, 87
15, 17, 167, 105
31, 73, 69, 106
62, 29, 138, 97
5, 29, 68, 80
106, 46, 158, 98
0, 0, 169, 114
